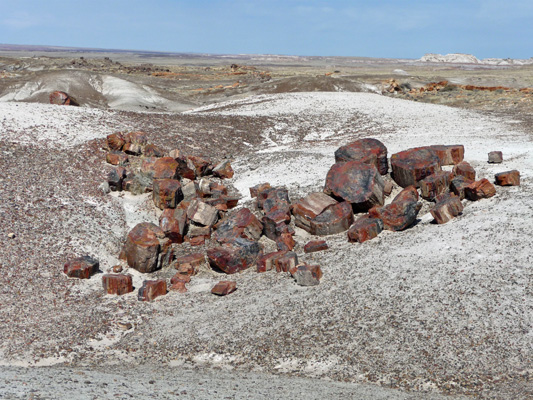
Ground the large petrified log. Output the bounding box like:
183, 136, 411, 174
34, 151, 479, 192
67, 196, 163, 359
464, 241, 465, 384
334, 138, 388, 174
390, 147, 441, 188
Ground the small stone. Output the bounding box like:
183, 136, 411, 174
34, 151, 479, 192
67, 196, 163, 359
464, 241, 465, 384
174, 253, 206, 275
256, 251, 287, 273
124, 131, 148, 146
159, 207, 187, 243
106, 132, 125, 151
419, 171, 453, 201
391, 147, 441, 188
102, 274, 133, 295
430, 195, 463, 224
292, 192, 338, 231
108, 167, 127, 192
143, 144, 165, 158
324, 161, 385, 211
171, 272, 191, 285
7, 232, 15, 239
138, 280, 167, 301
212, 160, 235, 179
294, 264, 322, 286
465, 179, 497, 200
49, 91, 79, 106
168, 149, 181, 159
249, 182, 271, 198
123, 223, 164, 273
495, 170, 520, 186
112, 265, 123, 273
64, 256, 99, 279
123, 143, 142, 156
383, 181, 394, 197
181, 180, 198, 202
274, 251, 298, 273
211, 281, 237, 296
303, 240, 328, 253
488, 151, 503, 164
106, 151, 129, 166
169, 281, 187, 293
276, 233, 296, 251
347, 216, 383, 243
453, 161, 476, 181
369, 186, 421, 231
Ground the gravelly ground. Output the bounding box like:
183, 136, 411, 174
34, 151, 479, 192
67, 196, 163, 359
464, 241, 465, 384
0, 93, 531, 399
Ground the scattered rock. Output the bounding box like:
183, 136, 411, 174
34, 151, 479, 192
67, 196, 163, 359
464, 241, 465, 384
488, 151, 503, 164
430, 194, 464, 224
334, 138, 388, 174
274, 251, 298, 272
186, 156, 212, 177
123, 223, 165, 273
347, 216, 383, 243
123, 143, 142, 156
257, 251, 287, 273
212, 160, 235, 179
303, 240, 328, 253
450, 176, 474, 200
495, 170, 520, 186
187, 199, 218, 227
465, 179, 497, 200
293, 264, 322, 286
419, 171, 453, 201
106, 151, 129, 166
426, 145, 464, 165
207, 238, 263, 274
168, 149, 181, 159
7, 232, 15, 239
112, 265, 123, 273
159, 207, 187, 243
249, 182, 271, 198
292, 192, 338, 231
143, 144, 165, 158
213, 208, 263, 243
309, 201, 354, 235
64, 256, 99, 279
383, 181, 394, 197
453, 161, 476, 181
138, 280, 167, 301
324, 161, 385, 211
181, 179, 198, 202
211, 281, 237, 296
174, 253, 205, 275
276, 232, 296, 251
106, 133, 125, 151
369, 186, 421, 231
108, 167, 127, 192
153, 157, 179, 180
124, 131, 148, 146
152, 179, 183, 209
390, 147, 441, 188
49, 91, 79, 106
102, 274, 133, 295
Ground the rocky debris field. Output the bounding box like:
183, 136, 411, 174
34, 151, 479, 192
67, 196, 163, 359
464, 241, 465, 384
0, 91, 532, 399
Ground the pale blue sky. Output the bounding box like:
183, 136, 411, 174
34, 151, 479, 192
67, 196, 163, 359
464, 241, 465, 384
1, 0, 532, 59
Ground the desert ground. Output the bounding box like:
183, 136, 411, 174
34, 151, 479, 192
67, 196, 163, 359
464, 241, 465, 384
0, 45, 532, 399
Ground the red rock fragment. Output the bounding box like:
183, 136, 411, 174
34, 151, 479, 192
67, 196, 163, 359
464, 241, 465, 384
250, 183, 271, 198
102, 274, 133, 295
152, 179, 183, 209
347, 216, 383, 243
324, 161, 385, 211
453, 161, 476, 181
174, 253, 205, 275
138, 280, 167, 301
430, 195, 463, 224
123, 223, 164, 273
211, 281, 237, 296
171, 272, 191, 285
170, 281, 188, 293
450, 176, 474, 200
187, 199, 218, 227
187, 156, 212, 177
303, 240, 328, 253
391, 147, 441, 188
64, 256, 99, 279
112, 265, 123, 273
465, 179, 497, 201
123, 143, 142, 156
213, 208, 263, 244
262, 208, 291, 241
168, 149, 181, 159
426, 145, 464, 165
292, 192, 337, 231
495, 170, 520, 186
419, 171, 453, 201
488, 151, 503, 164
293, 264, 322, 286
392, 185, 419, 203
212, 160, 235, 179
106, 151, 129, 166
175, 157, 196, 180
334, 138, 389, 174
159, 207, 187, 243
153, 157, 179, 180
187, 224, 211, 244
107, 132, 125, 151
207, 238, 263, 274
383, 181, 394, 197
124, 131, 147, 146
369, 186, 421, 231
274, 251, 298, 273
309, 201, 354, 235
140, 157, 158, 175
144, 144, 165, 157
49, 91, 79, 106
108, 167, 127, 192
256, 251, 287, 273
276, 233, 295, 251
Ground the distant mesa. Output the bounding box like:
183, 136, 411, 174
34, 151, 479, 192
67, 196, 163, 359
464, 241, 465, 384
419, 53, 533, 66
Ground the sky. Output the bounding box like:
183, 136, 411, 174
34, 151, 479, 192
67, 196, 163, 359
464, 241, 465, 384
0, 0, 532, 59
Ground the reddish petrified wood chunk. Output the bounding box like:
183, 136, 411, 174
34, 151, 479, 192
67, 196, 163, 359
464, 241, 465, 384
207, 238, 263, 274
124, 131, 148, 146
213, 208, 263, 244
211, 281, 237, 296
123, 143, 142, 156
174, 253, 206, 275
430, 194, 463, 224
488, 151, 503, 164
292, 192, 338, 231
390, 147, 441, 188
175, 156, 196, 180
49, 91, 79, 106
453, 161, 476, 181
450, 176, 474, 200
324, 161, 385, 211
159, 207, 187, 243
303, 240, 328, 253
212, 161, 234, 179
274, 251, 298, 273
495, 170, 520, 186
64, 256, 99, 279
426, 145, 464, 165
250, 182, 271, 199
170, 281, 188, 293
123, 223, 164, 273
309, 201, 354, 235
276, 232, 296, 251
153, 157, 179, 180
262, 188, 291, 214
262, 208, 291, 241
383, 181, 394, 197
138, 280, 167, 301
334, 138, 388, 175
465, 179, 496, 200
152, 179, 183, 209
102, 274, 133, 295
143, 144, 165, 158
293, 264, 322, 286
106, 132, 125, 151
106, 151, 129, 166
369, 187, 421, 231
419, 171, 453, 201
108, 167, 127, 192
187, 199, 218, 227
392, 185, 419, 203
257, 251, 287, 273
347, 216, 383, 243
186, 156, 212, 177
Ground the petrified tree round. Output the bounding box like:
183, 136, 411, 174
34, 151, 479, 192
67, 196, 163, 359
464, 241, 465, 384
334, 138, 388, 175
123, 223, 164, 273
324, 161, 385, 212
390, 147, 441, 188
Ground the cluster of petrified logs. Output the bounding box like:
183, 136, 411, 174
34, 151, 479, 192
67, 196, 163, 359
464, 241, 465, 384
65, 135, 520, 301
